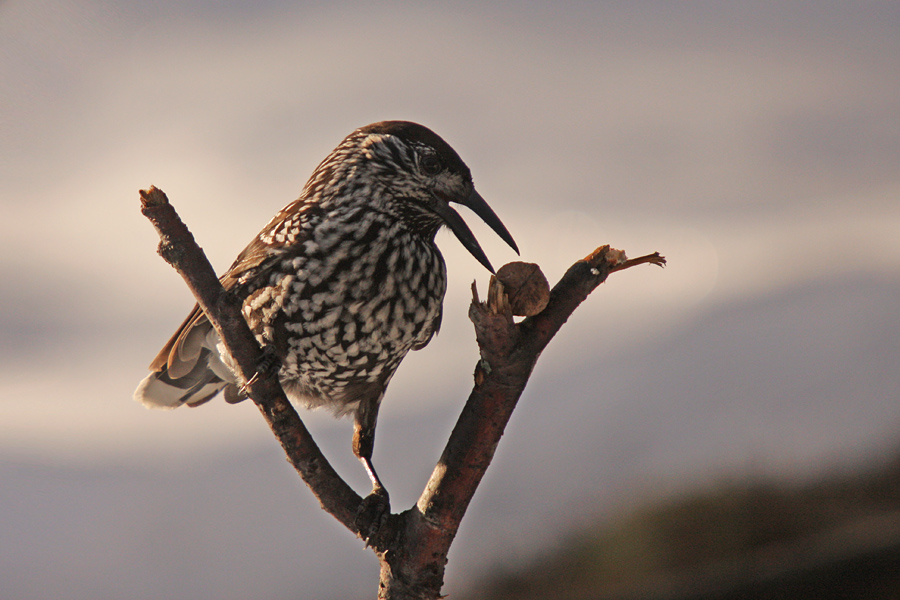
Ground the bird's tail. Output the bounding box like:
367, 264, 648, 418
134, 351, 230, 408
134, 306, 244, 409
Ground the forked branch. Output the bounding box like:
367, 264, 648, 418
139, 186, 665, 600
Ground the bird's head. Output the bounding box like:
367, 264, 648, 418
344, 120, 519, 273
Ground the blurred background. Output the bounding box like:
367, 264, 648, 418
2, 1, 899, 598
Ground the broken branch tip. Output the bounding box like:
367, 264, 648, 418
139, 186, 169, 208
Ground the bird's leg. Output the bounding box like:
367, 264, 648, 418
360, 453, 387, 497
353, 399, 390, 544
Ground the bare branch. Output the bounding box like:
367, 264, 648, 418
139, 186, 363, 533
139, 186, 665, 599
378, 246, 666, 597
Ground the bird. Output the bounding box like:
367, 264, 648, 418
134, 120, 518, 516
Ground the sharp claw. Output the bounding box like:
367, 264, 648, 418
356, 486, 391, 547
239, 346, 281, 395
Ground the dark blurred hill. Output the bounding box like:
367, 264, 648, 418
465, 452, 900, 600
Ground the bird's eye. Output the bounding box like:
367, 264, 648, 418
420, 153, 443, 176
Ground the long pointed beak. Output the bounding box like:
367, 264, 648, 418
459, 189, 519, 255
431, 188, 519, 273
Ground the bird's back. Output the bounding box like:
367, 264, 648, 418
135, 123, 451, 414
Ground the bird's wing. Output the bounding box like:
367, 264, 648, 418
412, 304, 442, 351
148, 199, 313, 379
148, 303, 208, 374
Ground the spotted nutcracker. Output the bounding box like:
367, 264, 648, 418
135, 121, 518, 510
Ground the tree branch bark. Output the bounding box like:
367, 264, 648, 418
140, 187, 362, 530
139, 186, 665, 599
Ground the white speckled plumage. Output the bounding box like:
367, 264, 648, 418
134, 121, 518, 498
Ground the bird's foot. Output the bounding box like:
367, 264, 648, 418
255, 346, 282, 378
240, 346, 282, 394
355, 485, 390, 547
